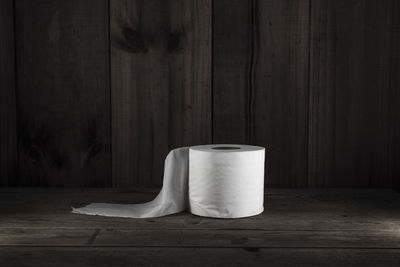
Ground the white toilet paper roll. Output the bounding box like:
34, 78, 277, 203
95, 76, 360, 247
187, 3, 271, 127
72, 144, 265, 219
189, 145, 265, 218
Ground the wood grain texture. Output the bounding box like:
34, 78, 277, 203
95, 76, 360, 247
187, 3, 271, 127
111, 0, 212, 187
2, 0, 399, 188
1, 228, 400, 248
94, 229, 400, 248
214, 0, 310, 187
1, 189, 399, 231
2, 248, 400, 267
1, 189, 400, 266
253, 0, 310, 187
212, 0, 250, 144
14, 0, 110, 186
0, 0, 17, 186
308, 0, 400, 187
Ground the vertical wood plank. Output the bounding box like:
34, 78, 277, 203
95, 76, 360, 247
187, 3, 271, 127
308, 0, 400, 187
365, 0, 400, 188
308, 0, 332, 187
15, 0, 110, 186
389, 1, 400, 190
212, 0, 250, 144
111, 0, 212, 187
253, 0, 310, 187
213, 0, 310, 187
0, 0, 17, 186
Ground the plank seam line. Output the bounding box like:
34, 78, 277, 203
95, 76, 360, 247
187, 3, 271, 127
107, 0, 112, 187
211, 0, 214, 144
246, 0, 257, 144
0, 246, 399, 250
2, 229, 399, 232
12, 0, 20, 186
306, 0, 312, 187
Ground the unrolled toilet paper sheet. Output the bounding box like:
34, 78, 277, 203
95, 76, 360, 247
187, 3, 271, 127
72, 144, 265, 219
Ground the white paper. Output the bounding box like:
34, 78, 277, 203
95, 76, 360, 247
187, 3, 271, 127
72, 144, 265, 218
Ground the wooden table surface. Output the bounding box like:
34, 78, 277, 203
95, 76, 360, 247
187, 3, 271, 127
0, 189, 399, 266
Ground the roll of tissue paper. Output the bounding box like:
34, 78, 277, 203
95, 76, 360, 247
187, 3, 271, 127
72, 144, 265, 219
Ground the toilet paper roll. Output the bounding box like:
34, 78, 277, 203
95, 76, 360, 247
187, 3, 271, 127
72, 144, 265, 218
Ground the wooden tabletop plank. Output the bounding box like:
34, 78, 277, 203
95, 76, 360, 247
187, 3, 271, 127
1, 247, 400, 267
94, 229, 400, 248
2, 228, 398, 248
1, 189, 399, 231
1, 189, 399, 266
0, 229, 96, 246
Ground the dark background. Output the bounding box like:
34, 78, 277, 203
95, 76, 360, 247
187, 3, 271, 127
0, 0, 399, 188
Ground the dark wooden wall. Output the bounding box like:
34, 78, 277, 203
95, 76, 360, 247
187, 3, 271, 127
0, 0, 399, 188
